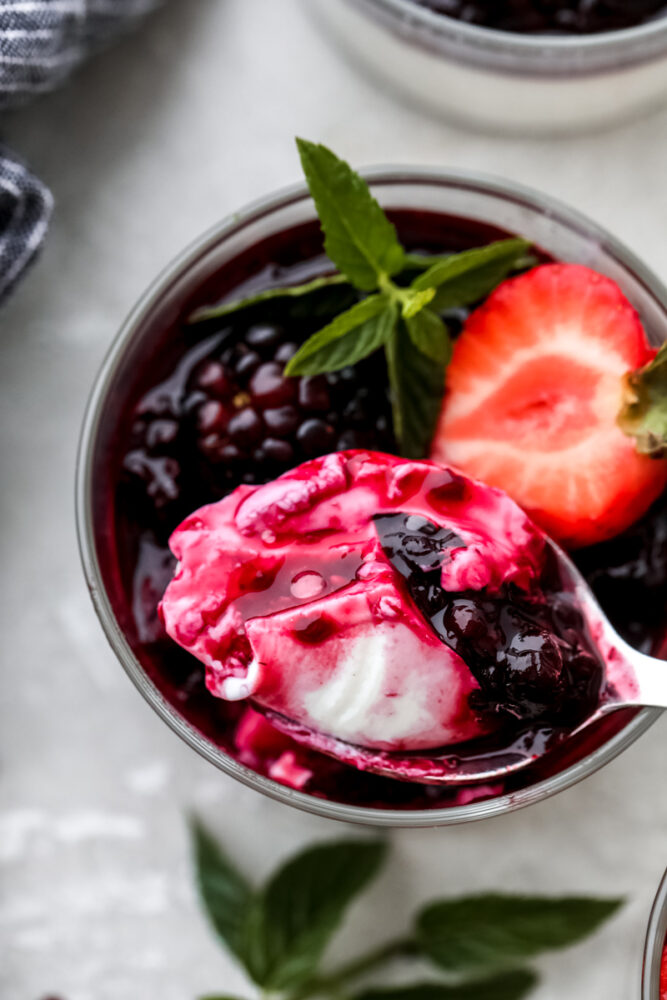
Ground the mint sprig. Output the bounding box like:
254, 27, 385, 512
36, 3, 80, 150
295, 138, 406, 291
416, 894, 624, 975
405, 308, 451, 365
281, 294, 396, 376
353, 971, 538, 1000
189, 273, 350, 324
192, 817, 254, 963
285, 140, 530, 457
191, 821, 622, 1000
411, 239, 534, 311
190, 139, 531, 458
242, 838, 388, 990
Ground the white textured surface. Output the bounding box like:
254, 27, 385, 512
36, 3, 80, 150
1, 2, 667, 998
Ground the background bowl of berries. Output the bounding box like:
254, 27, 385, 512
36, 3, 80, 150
643, 868, 667, 999
310, 0, 667, 133
77, 148, 667, 827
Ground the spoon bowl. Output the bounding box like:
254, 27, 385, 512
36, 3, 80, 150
265, 538, 666, 786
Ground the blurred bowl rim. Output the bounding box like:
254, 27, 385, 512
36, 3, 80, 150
340, 0, 667, 74
644, 868, 667, 998
76, 166, 666, 828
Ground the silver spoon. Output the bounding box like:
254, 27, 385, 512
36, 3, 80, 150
264, 538, 666, 786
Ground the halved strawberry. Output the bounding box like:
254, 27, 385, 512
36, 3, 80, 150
431, 263, 667, 549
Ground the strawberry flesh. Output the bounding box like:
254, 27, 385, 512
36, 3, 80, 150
432, 264, 667, 549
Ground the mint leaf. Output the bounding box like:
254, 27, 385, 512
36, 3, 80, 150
191, 818, 255, 965
618, 341, 667, 456
402, 287, 436, 319
416, 895, 623, 974
405, 308, 452, 365
242, 839, 387, 991
386, 323, 446, 458
189, 273, 350, 323
285, 295, 395, 376
297, 138, 405, 291
353, 970, 538, 1000
411, 239, 531, 311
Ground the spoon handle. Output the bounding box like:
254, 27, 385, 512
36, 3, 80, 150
620, 643, 667, 710
554, 540, 667, 713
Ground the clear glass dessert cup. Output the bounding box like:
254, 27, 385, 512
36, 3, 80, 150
77, 169, 667, 828
643, 869, 667, 998
309, 0, 667, 134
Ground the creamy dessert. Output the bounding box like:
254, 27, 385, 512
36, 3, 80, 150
159, 452, 606, 768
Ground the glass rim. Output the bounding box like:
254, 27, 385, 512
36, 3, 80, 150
76, 166, 665, 828
644, 868, 667, 998
346, 0, 667, 74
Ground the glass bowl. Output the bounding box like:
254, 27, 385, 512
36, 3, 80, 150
310, 0, 667, 133
643, 869, 667, 999
77, 168, 667, 828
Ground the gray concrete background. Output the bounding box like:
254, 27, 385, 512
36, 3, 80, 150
1, 2, 667, 997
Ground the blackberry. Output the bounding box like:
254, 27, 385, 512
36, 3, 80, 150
264, 405, 300, 436
574, 490, 667, 650
296, 418, 336, 455
298, 375, 330, 412
122, 309, 395, 534
249, 361, 298, 408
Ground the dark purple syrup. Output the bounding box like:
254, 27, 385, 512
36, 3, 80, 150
412, 0, 666, 33
93, 211, 667, 811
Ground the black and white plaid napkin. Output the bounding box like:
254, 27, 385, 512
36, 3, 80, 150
0, 0, 161, 303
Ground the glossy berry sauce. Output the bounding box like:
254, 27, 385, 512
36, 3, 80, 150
375, 511, 602, 728
412, 0, 667, 34
661, 941, 667, 999
96, 211, 667, 810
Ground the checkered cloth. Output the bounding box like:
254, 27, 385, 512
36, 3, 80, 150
0, 0, 161, 302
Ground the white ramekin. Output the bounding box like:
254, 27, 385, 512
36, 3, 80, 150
310, 0, 667, 133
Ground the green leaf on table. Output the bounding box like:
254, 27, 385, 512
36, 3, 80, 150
416, 894, 623, 974
242, 838, 388, 991
191, 818, 255, 965
188, 273, 351, 323
199, 995, 250, 1000
405, 308, 452, 365
297, 138, 405, 291
353, 969, 538, 1000
285, 294, 396, 376
411, 239, 532, 311
386, 323, 447, 459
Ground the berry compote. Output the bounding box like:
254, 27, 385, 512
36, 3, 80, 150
160, 451, 610, 776
412, 0, 667, 34
96, 210, 667, 811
